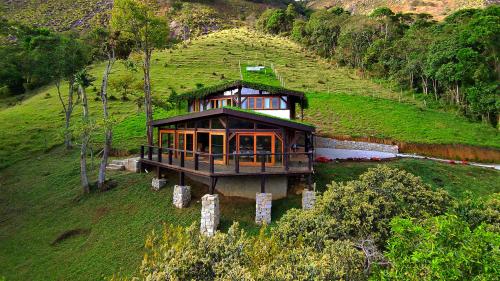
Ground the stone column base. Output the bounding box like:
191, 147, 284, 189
255, 193, 272, 225
151, 178, 167, 191
173, 185, 191, 208
200, 194, 220, 237
302, 190, 316, 210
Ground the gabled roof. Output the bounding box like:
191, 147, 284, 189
152, 107, 315, 132
177, 80, 306, 101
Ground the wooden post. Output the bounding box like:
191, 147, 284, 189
209, 177, 216, 195
308, 151, 313, 171
235, 153, 239, 173
194, 153, 199, 170
168, 150, 173, 165
158, 147, 162, 163
260, 155, 266, 193
180, 151, 185, 167
210, 155, 215, 174
140, 145, 145, 159
148, 146, 153, 160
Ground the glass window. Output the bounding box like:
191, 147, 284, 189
238, 135, 254, 163
249, 98, 255, 109
241, 87, 259, 95
211, 118, 224, 129
222, 99, 227, 107
256, 136, 272, 163
186, 134, 194, 157
264, 98, 270, 109
280, 97, 287, 109
272, 97, 280, 109
241, 98, 248, 109
256, 97, 263, 109
211, 134, 224, 162
161, 132, 174, 149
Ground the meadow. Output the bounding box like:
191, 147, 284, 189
1, 28, 498, 170
0, 28, 499, 280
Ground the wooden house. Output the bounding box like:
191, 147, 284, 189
139, 81, 315, 199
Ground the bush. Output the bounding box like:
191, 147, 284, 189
274, 166, 452, 248
375, 215, 500, 280
114, 223, 366, 281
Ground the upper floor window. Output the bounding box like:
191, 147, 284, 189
242, 96, 287, 110
210, 98, 233, 109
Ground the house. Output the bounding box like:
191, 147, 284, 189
139, 80, 315, 199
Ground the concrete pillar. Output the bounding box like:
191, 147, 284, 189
151, 178, 167, 191
302, 190, 316, 210
125, 157, 140, 172
200, 194, 220, 237
255, 193, 272, 225
173, 185, 191, 208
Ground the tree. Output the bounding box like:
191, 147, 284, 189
75, 68, 95, 193
376, 215, 499, 280
48, 34, 90, 149
87, 27, 119, 191
274, 166, 452, 249
111, 0, 169, 146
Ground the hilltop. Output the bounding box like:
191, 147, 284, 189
307, 0, 492, 19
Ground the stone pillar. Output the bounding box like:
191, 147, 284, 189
255, 193, 272, 225
125, 157, 140, 173
151, 178, 167, 191
200, 194, 220, 237
173, 185, 191, 208
302, 190, 316, 210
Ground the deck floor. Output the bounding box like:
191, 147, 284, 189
141, 154, 312, 177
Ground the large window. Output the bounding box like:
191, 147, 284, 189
210, 98, 232, 109
241, 97, 287, 110
236, 133, 283, 165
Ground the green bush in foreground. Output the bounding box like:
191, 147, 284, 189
111, 223, 366, 281
374, 215, 499, 280
274, 166, 452, 249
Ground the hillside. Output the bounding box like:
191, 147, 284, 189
1, 0, 275, 31
308, 0, 491, 19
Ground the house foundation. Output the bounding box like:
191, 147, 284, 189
302, 190, 316, 210
255, 193, 272, 225
173, 185, 191, 208
200, 194, 220, 237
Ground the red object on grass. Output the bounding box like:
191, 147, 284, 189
461, 160, 468, 165
371, 157, 381, 161
448, 160, 456, 165
315, 156, 331, 163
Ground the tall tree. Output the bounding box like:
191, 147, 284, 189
87, 27, 119, 191
111, 0, 169, 146
75, 69, 95, 193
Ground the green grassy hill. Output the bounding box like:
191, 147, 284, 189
0, 28, 499, 281
308, 0, 489, 19
0, 28, 498, 170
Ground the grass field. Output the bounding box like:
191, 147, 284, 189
0, 28, 499, 280
0, 145, 498, 280
1, 28, 498, 170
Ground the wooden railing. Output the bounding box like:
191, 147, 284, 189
140, 145, 313, 176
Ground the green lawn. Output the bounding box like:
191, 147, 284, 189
315, 159, 500, 199
1, 28, 498, 171
0, 28, 499, 280
0, 148, 498, 280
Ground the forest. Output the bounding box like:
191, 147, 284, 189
257, 5, 500, 127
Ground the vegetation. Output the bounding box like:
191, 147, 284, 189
259, 5, 500, 127
108, 167, 498, 281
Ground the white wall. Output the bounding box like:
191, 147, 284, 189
255, 109, 290, 119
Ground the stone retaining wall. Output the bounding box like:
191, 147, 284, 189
316, 137, 399, 154
151, 178, 167, 191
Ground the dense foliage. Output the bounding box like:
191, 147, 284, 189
375, 215, 499, 280
258, 5, 500, 127
111, 166, 500, 280
0, 22, 90, 95
274, 166, 451, 248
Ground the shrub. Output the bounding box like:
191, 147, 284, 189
274, 166, 452, 248
115, 223, 366, 281
375, 215, 500, 280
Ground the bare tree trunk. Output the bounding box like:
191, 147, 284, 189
98, 50, 115, 191
56, 79, 75, 150
143, 49, 154, 146
79, 85, 90, 193
432, 79, 438, 101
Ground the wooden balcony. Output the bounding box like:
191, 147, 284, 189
139, 145, 314, 178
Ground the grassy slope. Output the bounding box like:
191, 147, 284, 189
1, 28, 498, 171
0, 149, 498, 280
0, 28, 499, 280
308, 0, 488, 19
